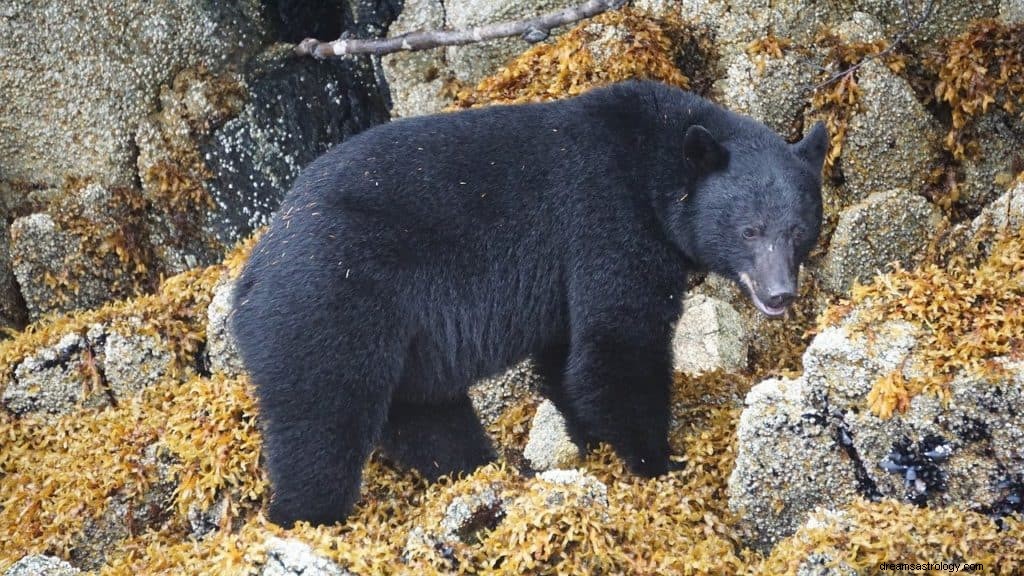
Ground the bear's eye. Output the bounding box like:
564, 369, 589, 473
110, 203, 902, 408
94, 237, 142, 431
790, 225, 803, 240
742, 227, 759, 240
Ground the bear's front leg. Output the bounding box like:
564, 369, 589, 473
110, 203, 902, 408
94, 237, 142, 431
564, 330, 674, 477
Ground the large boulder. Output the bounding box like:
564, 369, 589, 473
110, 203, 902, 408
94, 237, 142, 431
0, 0, 270, 190
820, 189, 943, 296
834, 61, 942, 204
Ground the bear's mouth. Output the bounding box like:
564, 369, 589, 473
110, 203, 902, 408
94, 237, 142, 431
738, 272, 788, 318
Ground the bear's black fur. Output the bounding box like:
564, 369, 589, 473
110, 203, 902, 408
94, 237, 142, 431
231, 80, 828, 527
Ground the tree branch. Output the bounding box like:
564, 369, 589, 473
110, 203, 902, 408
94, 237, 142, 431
295, 0, 627, 58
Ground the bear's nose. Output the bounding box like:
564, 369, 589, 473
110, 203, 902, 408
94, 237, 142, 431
765, 291, 796, 309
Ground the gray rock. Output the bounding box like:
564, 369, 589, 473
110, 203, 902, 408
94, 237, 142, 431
3, 556, 79, 576
206, 277, 246, 377
960, 113, 1024, 213
716, 51, 810, 138
672, 294, 748, 376
439, 485, 507, 543
469, 359, 539, 426
676, 0, 831, 56
968, 181, 1024, 242
1003, 0, 1024, 22
535, 469, 608, 508
3, 333, 106, 417
837, 61, 942, 204
95, 321, 173, 398
444, 0, 580, 85
729, 307, 1024, 549
0, 0, 270, 190
820, 189, 942, 296
728, 376, 861, 550
523, 400, 580, 471
380, 0, 450, 119
262, 537, 350, 576
839, 0, 998, 49
831, 11, 886, 44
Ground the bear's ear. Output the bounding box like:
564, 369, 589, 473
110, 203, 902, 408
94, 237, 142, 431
793, 121, 829, 169
683, 125, 728, 172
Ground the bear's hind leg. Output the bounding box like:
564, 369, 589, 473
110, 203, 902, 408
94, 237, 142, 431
381, 395, 496, 481
259, 377, 394, 527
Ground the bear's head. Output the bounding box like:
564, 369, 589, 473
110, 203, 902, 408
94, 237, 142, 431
670, 121, 829, 318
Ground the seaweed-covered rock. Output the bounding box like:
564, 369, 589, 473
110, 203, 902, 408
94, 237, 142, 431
10, 213, 107, 320
844, 0, 999, 49
380, 0, 450, 118
672, 294, 748, 376
69, 444, 177, 570
523, 400, 580, 471
676, 0, 831, 55
2, 320, 174, 418
836, 61, 942, 204
0, 0, 270, 190
820, 189, 942, 296
2, 556, 79, 576
206, 277, 245, 378
262, 537, 351, 576
716, 51, 809, 138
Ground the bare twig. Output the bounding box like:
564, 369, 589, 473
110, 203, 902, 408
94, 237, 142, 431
809, 0, 935, 92
295, 0, 626, 59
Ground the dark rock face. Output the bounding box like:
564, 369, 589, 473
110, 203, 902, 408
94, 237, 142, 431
202, 47, 391, 244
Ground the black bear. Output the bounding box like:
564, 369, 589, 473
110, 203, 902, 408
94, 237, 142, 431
231, 80, 828, 527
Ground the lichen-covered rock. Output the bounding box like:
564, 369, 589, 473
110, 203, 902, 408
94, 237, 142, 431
439, 485, 508, 543
187, 494, 229, 539
2, 556, 80, 576
959, 113, 1024, 213
3, 333, 105, 417
820, 189, 942, 296
716, 51, 809, 138
469, 359, 539, 426
523, 400, 580, 471
380, 0, 450, 118
967, 181, 1024, 246
836, 61, 942, 204
729, 309, 1024, 549
0, 0, 270, 190
206, 277, 245, 378
672, 294, 748, 375
676, 0, 831, 55
262, 537, 350, 576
